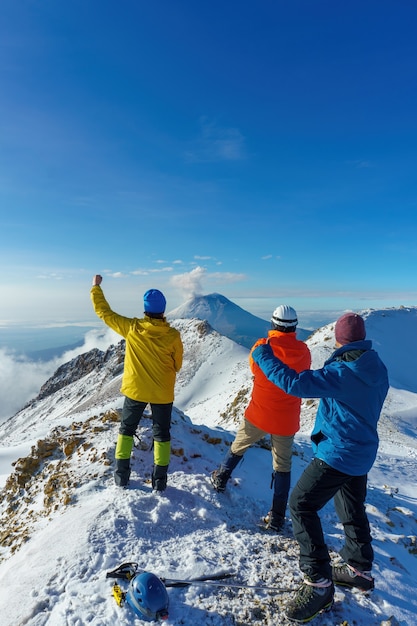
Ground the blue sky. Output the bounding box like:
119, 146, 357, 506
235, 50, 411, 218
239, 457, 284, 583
1, 0, 417, 327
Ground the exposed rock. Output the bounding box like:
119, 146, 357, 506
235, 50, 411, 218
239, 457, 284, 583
0, 410, 118, 562
37, 343, 125, 401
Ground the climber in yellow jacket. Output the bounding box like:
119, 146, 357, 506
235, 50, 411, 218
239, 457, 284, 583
91, 275, 183, 490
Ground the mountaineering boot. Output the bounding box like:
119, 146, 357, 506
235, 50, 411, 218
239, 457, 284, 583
263, 498, 287, 532
210, 450, 242, 493
115, 458, 131, 488
332, 563, 374, 592
285, 577, 334, 623
152, 464, 168, 492
264, 471, 290, 531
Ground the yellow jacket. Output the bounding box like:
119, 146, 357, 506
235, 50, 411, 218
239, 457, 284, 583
91, 286, 183, 403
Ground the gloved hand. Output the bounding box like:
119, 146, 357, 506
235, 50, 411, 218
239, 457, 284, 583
252, 342, 274, 364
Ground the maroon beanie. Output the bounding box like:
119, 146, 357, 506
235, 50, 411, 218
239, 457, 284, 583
335, 312, 366, 345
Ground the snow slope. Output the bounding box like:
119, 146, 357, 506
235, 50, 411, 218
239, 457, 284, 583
0, 306, 417, 625
168, 293, 271, 349
168, 293, 311, 348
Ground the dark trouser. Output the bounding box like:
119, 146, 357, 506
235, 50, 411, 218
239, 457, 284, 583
115, 397, 172, 486
271, 470, 291, 525
289, 457, 373, 581
120, 397, 172, 442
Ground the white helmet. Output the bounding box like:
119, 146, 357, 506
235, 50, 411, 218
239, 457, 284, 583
271, 305, 298, 329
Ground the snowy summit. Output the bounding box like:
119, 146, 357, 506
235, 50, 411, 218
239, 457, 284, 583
0, 297, 417, 626
168, 292, 271, 349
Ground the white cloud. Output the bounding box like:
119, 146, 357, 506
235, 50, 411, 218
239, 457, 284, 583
208, 271, 246, 283
133, 267, 173, 275
185, 117, 247, 163
61, 327, 120, 360
171, 266, 206, 298
36, 273, 64, 280
347, 160, 373, 168
170, 267, 246, 299
0, 328, 119, 423
0, 349, 56, 421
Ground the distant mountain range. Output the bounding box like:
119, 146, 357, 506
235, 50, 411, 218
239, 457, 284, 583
168, 293, 311, 348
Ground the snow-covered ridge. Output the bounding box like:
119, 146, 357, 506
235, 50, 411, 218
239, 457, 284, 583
168, 292, 271, 348
0, 318, 251, 450
0, 303, 417, 625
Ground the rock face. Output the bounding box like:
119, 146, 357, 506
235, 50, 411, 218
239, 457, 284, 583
1, 410, 119, 561
37, 343, 125, 401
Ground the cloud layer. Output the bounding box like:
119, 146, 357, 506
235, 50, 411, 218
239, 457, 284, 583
0, 328, 119, 423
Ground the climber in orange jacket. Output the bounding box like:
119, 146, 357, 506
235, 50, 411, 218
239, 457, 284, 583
211, 305, 311, 531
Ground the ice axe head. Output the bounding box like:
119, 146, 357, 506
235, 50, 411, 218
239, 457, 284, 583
106, 562, 138, 581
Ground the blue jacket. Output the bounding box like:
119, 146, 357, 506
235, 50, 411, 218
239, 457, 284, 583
252, 340, 389, 475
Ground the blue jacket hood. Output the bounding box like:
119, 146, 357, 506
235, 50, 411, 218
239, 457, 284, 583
329, 340, 387, 388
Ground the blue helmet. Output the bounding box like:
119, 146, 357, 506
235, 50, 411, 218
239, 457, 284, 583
125, 572, 169, 622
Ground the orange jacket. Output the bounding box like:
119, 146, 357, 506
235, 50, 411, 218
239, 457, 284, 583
244, 330, 311, 435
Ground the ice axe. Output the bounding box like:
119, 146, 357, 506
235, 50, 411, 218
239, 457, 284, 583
106, 562, 295, 592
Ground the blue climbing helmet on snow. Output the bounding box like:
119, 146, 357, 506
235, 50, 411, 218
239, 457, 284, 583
125, 571, 169, 622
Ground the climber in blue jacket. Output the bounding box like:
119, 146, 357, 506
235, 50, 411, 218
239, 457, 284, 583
251, 312, 389, 623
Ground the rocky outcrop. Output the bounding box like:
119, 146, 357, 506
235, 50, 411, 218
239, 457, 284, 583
0, 410, 119, 561
37, 343, 125, 401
